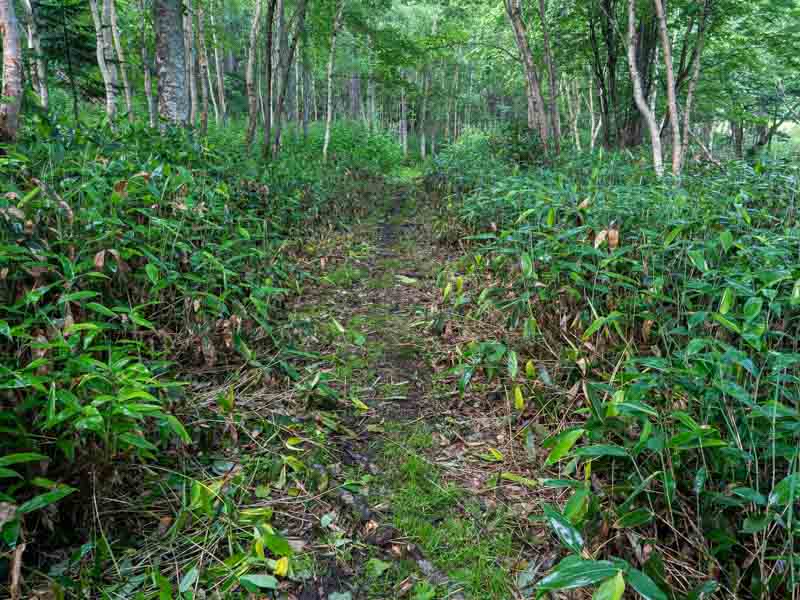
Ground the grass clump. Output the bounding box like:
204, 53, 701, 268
378, 428, 515, 599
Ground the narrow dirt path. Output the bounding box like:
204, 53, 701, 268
281, 175, 551, 599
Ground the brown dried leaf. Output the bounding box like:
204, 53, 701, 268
94, 250, 106, 269
594, 229, 608, 249
608, 228, 620, 250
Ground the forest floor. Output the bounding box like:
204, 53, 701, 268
249, 170, 553, 600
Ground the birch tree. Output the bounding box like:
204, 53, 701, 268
323, 0, 346, 162
504, 0, 549, 149
154, 0, 189, 124
20, 0, 48, 109
139, 0, 157, 127
109, 0, 134, 122
627, 0, 663, 176
210, 0, 227, 122
0, 0, 22, 141
245, 0, 264, 145
89, 0, 118, 124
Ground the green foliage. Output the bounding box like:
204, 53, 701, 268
0, 119, 401, 562
432, 144, 800, 597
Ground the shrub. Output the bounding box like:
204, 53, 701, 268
434, 151, 800, 597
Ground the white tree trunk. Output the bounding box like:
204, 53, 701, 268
20, 0, 47, 109
653, 0, 681, 175
210, 0, 226, 122
109, 0, 133, 122
154, 0, 189, 124
678, 0, 710, 173
245, 0, 263, 144
627, 0, 663, 177
184, 0, 199, 126
89, 0, 117, 124
197, 4, 218, 125
0, 0, 22, 141
138, 0, 156, 127
323, 0, 345, 162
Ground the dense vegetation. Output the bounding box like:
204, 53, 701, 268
429, 133, 800, 598
2, 0, 800, 597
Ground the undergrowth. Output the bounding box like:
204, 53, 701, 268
0, 118, 401, 597
428, 132, 800, 599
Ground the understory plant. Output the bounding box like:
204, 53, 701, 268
430, 138, 800, 598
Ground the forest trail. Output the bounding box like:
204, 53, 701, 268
280, 174, 547, 599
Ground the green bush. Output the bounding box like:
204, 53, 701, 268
0, 119, 401, 560
434, 152, 800, 597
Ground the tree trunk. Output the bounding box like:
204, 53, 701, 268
138, 0, 157, 127
20, 0, 47, 109
537, 0, 560, 152
102, 0, 120, 102
677, 0, 710, 173
154, 0, 189, 124
184, 0, 199, 126
419, 68, 428, 159
261, 0, 277, 157
271, 0, 308, 155
109, 0, 133, 122
89, 0, 117, 124
323, 0, 345, 163
197, 4, 218, 125
245, 0, 263, 145
504, 0, 548, 149
302, 40, 311, 138
210, 0, 226, 122
0, 0, 22, 141
400, 84, 408, 156
627, 0, 663, 177
653, 0, 681, 175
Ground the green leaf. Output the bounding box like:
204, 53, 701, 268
543, 504, 584, 553
742, 514, 771, 533
769, 473, 800, 506
520, 253, 533, 277
507, 350, 519, 379
574, 444, 629, 459
0, 453, 47, 467
366, 558, 392, 577
164, 415, 191, 444
664, 226, 683, 247
742, 297, 763, 322
118, 433, 157, 451
537, 556, 619, 591
627, 568, 668, 600
545, 429, 585, 466
18, 486, 77, 514
263, 532, 292, 556
712, 313, 740, 334
719, 288, 734, 315
719, 230, 733, 252
613, 508, 653, 528
153, 569, 173, 600
239, 574, 278, 592
582, 317, 606, 340
145, 263, 160, 284
86, 302, 117, 318
0, 320, 11, 339
593, 572, 625, 600
178, 567, 199, 593
500, 471, 537, 488
791, 279, 800, 306
0, 468, 23, 479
